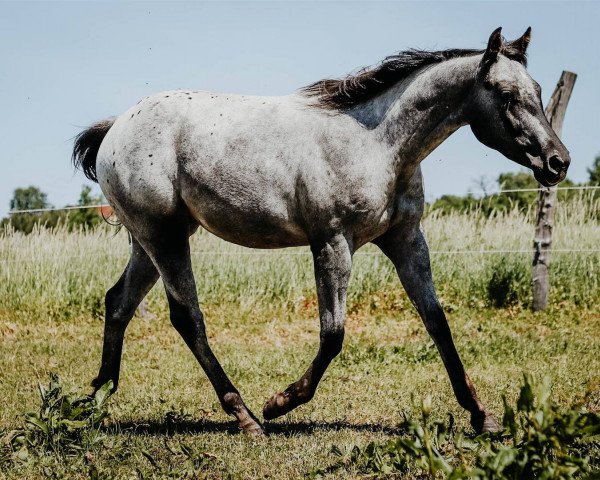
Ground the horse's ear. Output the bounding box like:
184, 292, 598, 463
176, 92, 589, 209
482, 27, 503, 65
511, 27, 531, 54
506, 27, 531, 64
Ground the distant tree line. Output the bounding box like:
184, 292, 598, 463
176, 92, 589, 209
428, 154, 600, 216
1, 185, 106, 234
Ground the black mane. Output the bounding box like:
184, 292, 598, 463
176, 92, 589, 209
302, 44, 527, 110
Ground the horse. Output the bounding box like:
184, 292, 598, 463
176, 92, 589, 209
73, 27, 570, 436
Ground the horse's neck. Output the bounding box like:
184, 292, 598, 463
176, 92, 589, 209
355, 56, 480, 176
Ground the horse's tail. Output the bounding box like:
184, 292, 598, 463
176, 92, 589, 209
72, 118, 115, 183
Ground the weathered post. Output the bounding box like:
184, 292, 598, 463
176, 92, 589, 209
532, 71, 577, 311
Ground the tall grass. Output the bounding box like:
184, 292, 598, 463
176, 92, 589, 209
1, 193, 598, 319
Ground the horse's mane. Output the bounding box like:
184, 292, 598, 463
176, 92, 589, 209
301, 44, 527, 110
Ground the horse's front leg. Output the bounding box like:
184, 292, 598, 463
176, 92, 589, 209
263, 234, 352, 420
374, 225, 501, 434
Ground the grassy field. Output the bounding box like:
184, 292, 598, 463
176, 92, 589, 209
1, 198, 599, 478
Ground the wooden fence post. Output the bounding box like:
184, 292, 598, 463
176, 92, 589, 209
532, 71, 577, 311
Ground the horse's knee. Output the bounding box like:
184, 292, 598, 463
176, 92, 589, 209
105, 285, 120, 312
422, 304, 451, 339
320, 324, 345, 359
104, 285, 134, 327
169, 303, 205, 337
169, 306, 186, 331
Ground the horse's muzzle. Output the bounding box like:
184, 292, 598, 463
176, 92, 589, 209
534, 152, 570, 187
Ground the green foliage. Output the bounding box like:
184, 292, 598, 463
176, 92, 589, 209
64, 186, 105, 230
308, 397, 458, 479
429, 193, 482, 216
307, 376, 600, 479
4, 374, 112, 460
1, 192, 599, 320
4, 185, 56, 234
494, 171, 540, 211
2, 185, 105, 234
588, 155, 600, 185
429, 171, 579, 217
469, 376, 600, 479
0, 375, 229, 478
9, 186, 49, 211
428, 172, 538, 216
486, 256, 529, 308
135, 440, 225, 479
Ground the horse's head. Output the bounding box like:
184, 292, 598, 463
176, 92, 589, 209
467, 27, 570, 187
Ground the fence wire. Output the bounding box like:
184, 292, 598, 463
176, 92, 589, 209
1, 248, 600, 265
2, 185, 598, 264
6, 185, 600, 215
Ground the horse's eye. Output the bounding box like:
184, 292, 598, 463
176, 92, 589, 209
500, 91, 514, 103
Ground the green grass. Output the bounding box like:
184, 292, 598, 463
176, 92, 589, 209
1, 199, 599, 478
1, 193, 599, 319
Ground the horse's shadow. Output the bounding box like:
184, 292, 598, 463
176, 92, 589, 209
108, 418, 405, 437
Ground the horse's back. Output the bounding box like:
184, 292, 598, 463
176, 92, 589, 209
96, 91, 318, 245
95, 89, 413, 248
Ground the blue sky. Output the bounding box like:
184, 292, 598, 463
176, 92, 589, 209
1, 1, 598, 216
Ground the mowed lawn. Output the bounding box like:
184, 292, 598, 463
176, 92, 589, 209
1, 299, 598, 478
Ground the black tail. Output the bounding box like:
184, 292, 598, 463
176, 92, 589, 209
72, 118, 115, 183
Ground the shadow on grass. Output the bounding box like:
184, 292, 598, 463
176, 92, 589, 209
109, 418, 404, 437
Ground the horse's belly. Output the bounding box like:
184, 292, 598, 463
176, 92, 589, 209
202, 219, 308, 249
184, 190, 309, 249
194, 214, 309, 249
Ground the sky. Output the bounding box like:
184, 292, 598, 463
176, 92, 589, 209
1, 1, 599, 217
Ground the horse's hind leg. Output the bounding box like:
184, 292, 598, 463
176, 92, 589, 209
263, 234, 352, 420
135, 219, 263, 436
374, 225, 501, 434
92, 236, 159, 392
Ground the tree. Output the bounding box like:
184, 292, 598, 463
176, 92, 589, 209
429, 171, 539, 215
65, 186, 104, 230
3, 186, 60, 234
588, 155, 600, 185
494, 171, 539, 212
9, 186, 49, 211
428, 193, 480, 215
2, 185, 106, 234
429, 170, 578, 216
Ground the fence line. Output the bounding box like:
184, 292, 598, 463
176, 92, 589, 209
491, 185, 600, 195
8, 204, 108, 215
6, 185, 600, 215
1, 248, 600, 265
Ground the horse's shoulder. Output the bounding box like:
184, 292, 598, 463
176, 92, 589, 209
391, 167, 425, 226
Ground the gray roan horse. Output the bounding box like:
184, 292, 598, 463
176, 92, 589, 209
73, 27, 570, 436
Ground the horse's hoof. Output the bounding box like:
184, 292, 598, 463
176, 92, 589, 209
471, 411, 502, 434
222, 392, 263, 435
240, 418, 264, 437
90, 377, 102, 389
482, 414, 502, 433
263, 391, 292, 420
90, 377, 104, 395
90, 377, 117, 395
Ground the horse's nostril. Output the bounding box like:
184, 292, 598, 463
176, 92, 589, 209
548, 155, 564, 174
